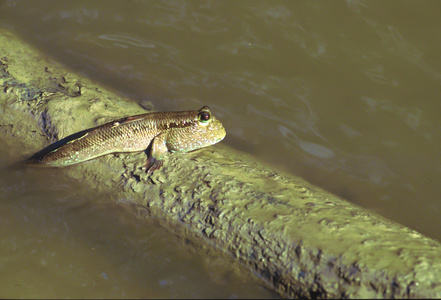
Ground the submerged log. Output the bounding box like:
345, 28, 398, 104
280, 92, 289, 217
1, 28, 441, 298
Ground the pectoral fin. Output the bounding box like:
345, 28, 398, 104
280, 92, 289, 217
144, 132, 168, 173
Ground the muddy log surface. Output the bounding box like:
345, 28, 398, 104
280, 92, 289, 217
1, 29, 441, 298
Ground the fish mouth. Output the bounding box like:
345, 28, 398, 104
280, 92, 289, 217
210, 119, 226, 142
217, 126, 226, 142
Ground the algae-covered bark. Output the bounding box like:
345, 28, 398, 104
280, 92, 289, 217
2, 28, 441, 298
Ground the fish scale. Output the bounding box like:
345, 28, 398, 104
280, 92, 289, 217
25, 106, 226, 172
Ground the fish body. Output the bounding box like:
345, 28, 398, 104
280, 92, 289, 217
25, 106, 226, 172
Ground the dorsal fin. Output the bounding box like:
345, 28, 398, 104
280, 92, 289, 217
109, 114, 147, 127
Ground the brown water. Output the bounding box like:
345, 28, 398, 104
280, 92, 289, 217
1, 0, 441, 297
0, 154, 273, 298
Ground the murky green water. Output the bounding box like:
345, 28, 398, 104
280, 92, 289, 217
1, 0, 441, 297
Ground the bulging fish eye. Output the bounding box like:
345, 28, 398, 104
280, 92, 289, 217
198, 111, 211, 124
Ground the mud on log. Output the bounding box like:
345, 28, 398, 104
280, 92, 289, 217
1, 29, 441, 298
